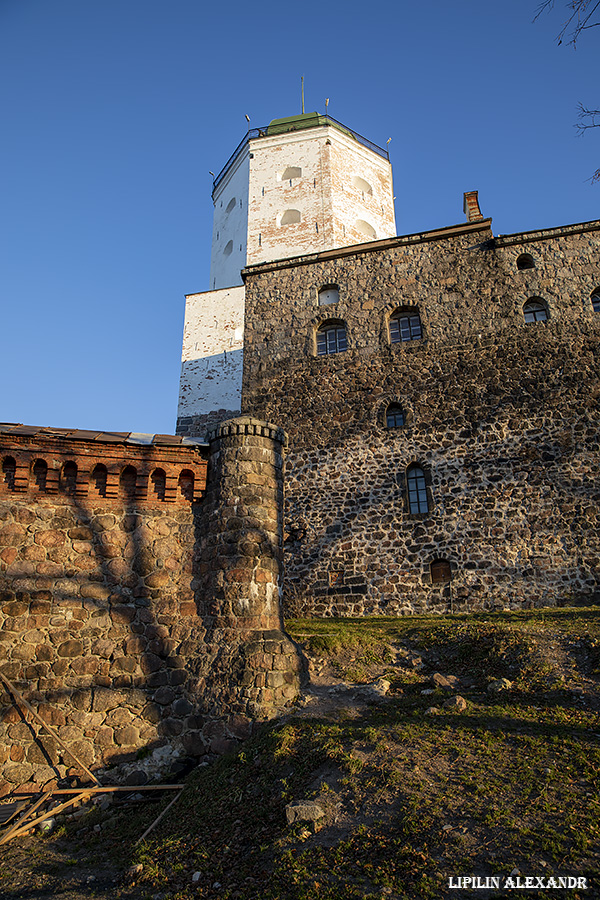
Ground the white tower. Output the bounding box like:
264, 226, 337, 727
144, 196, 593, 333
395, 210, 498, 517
177, 113, 396, 436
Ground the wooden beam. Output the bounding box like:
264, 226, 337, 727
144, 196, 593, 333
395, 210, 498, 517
0, 673, 101, 787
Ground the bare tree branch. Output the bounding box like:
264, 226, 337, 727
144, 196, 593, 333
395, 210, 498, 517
535, 3, 599, 182
576, 102, 600, 135
535, 0, 600, 45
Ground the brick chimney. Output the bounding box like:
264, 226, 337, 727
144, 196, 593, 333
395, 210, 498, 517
463, 190, 484, 222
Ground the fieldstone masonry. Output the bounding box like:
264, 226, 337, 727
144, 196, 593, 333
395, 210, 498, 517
241, 216, 600, 615
198, 418, 302, 718
0, 422, 301, 793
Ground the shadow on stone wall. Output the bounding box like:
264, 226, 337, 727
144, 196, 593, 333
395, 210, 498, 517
281, 401, 600, 617
0, 419, 303, 795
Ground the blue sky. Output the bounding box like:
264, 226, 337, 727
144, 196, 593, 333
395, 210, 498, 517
1, 0, 597, 434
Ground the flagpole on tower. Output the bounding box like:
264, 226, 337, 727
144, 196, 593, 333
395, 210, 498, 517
301, 75, 305, 114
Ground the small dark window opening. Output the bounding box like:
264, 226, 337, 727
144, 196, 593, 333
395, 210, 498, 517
390, 311, 422, 343
523, 298, 548, 323
407, 465, 428, 514
386, 403, 405, 428
120, 465, 137, 500
61, 461, 77, 495
91, 464, 107, 498
33, 459, 47, 492
317, 325, 347, 356
517, 253, 535, 270
151, 468, 166, 501
591, 290, 600, 313
2, 456, 16, 491
179, 469, 194, 501
431, 560, 452, 583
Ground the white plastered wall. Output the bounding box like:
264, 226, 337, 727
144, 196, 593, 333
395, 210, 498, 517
327, 128, 396, 246
209, 151, 250, 290
246, 124, 396, 266
246, 126, 334, 265
178, 285, 245, 416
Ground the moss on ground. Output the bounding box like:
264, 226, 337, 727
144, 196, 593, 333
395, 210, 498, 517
2, 607, 599, 900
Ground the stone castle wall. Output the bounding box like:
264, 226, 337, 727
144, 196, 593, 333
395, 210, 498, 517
241, 218, 600, 614
0, 422, 300, 795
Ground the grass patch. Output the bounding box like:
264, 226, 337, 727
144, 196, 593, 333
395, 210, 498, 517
2, 606, 599, 900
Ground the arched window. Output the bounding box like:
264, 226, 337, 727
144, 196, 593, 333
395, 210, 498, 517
354, 219, 376, 239
2, 456, 16, 491
352, 175, 373, 195
226, 197, 236, 214
61, 461, 77, 495
517, 253, 535, 270
407, 465, 428, 514
32, 459, 47, 493
91, 464, 107, 498
591, 289, 600, 313
223, 240, 233, 257
390, 308, 422, 343
281, 166, 302, 182
431, 559, 452, 583
120, 465, 137, 500
179, 470, 194, 501
386, 404, 405, 428
280, 209, 301, 225
523, 298, 548, 323
318, 285, 339, 306
316, 322, 347, 356
151, 468, 166, 501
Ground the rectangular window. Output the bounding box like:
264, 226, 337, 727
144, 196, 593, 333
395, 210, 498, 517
390, 314, 422, 343
407, 467, 428, 514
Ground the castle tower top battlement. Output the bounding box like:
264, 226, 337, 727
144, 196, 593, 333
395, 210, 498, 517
208, 113, 396, 289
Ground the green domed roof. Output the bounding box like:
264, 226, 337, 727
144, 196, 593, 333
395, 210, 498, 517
266, 112, 328, 135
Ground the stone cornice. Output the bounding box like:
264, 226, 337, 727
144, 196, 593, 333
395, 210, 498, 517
491, 219, 600, 248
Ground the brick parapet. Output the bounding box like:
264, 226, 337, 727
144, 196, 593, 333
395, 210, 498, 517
0, 432, 208, 504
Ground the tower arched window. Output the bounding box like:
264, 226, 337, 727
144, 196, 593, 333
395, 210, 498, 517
517, 253, 535, 270
523, 298, 548, 323
223, 240, 233, 257
318, 285, 339, 306
226, 197, 236, 214
151, 468, 166, 501
281, 166, 302, 182
280, 209, 301, 226
390, 308, 422, 343
316, 321, 347, 356
354, 219, 376, 239
386, 403, 405, 428
407, 465, 428, 514
591, 289, 600, 313
352, 175, 373, 195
